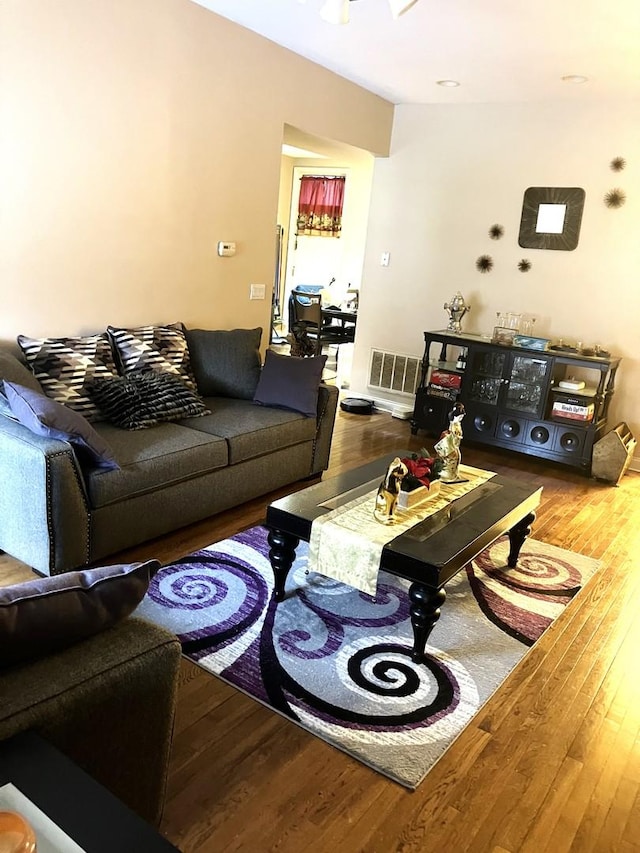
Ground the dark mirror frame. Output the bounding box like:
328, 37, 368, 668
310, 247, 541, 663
518, 186, 586, 251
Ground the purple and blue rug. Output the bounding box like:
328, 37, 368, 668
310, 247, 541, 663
134, 525, 599, 789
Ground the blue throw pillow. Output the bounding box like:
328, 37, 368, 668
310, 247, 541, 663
253, 350, 327, 418
2, 381, 119, 471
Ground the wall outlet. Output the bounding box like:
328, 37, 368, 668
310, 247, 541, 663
381, 251, 390, 267
250, 284, 266, 300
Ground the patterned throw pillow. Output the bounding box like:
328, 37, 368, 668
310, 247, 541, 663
88, 370, 210, 430
17, 333, 119, 422
107, 323, 197, 391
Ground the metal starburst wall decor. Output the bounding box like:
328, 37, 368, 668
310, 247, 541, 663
476, 255, 494, 273
604, 188, 626, 209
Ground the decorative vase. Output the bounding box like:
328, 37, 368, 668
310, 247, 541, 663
397, 479, 441, 511
443, 291, 470, 333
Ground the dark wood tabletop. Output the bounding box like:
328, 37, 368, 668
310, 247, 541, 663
321, 306, 357, 323
267, 453, 540, 582
0, 731, 180, 853
266, 454, 542, 661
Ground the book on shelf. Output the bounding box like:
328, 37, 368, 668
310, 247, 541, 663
552, 400, 594, 422
426, 384, 459, 401
428, 369, 462, 390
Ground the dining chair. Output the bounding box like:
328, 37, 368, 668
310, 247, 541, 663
289, 289, 349, 358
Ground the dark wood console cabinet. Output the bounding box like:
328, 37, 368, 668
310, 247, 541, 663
411, 330, 621, 474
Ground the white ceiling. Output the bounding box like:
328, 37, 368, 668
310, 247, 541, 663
192, 0, 640, 105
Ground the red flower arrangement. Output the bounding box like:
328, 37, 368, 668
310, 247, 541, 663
400, 450, 443, 491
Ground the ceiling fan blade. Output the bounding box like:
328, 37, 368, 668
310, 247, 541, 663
388, 0, 419, 18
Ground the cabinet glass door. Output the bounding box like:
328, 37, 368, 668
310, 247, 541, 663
503, 355, 549, 415
467, 349, 507, 406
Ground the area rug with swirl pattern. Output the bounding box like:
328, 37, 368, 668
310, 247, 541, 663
134, 525, 599, 789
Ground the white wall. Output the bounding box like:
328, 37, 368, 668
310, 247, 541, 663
351, 101, 640, 467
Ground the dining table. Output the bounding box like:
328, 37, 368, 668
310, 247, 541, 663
321, 306, 357, 339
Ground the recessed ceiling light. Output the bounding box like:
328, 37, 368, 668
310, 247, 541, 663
561, 75, 588, 84
436, 79, 460, 88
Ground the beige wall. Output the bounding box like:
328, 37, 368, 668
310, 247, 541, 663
0, 0, 393, 341
351, 101, 640, 467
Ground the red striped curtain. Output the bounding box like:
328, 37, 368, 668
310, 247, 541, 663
297, 175, 345, 237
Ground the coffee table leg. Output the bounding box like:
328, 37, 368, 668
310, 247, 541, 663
507, 511, 536, 567
267, 528, 300, 602
408, 583, 447, 663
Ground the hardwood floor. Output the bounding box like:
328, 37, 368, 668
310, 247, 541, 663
3, 408, 640, 852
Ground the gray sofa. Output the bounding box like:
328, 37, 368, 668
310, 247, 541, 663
0, 616, 181, 827
0, 327, 338, 576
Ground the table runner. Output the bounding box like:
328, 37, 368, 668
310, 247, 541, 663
308, 466, 495, 594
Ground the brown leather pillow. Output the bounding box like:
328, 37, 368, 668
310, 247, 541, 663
0, 561, 160, 668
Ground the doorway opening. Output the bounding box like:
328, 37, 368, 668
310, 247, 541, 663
273, 126, 375, 390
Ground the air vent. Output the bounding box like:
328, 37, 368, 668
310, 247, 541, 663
368, 349, 421, 396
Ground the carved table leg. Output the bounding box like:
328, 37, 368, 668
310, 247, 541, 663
267, 528, 300, 602
507, 511, 536, 567
408, 583, 447, 663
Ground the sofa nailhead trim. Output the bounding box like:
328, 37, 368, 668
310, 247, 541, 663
46, 449, 92, 575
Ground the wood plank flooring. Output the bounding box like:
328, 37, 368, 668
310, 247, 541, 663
3, 408, 640, 852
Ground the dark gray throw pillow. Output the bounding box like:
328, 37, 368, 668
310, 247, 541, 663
2, 381, 119, 471
0, 349, 43, 394
185, 327, 262, 400
0, 560, 160, 668
88, 370, 210, 430
253, 350, 326, 418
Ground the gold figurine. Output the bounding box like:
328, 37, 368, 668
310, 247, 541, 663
374, 457, 408, 524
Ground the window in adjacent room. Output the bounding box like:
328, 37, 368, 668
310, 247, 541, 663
296, 175, 345, 237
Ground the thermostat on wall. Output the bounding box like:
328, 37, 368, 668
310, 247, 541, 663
217, 241, 236, 257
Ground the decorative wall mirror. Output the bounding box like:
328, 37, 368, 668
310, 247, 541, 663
518, 187, 585, 251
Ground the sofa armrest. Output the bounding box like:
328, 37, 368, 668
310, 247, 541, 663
310, 382, 339, 475
0, 617, 181, 827
0, 415, 91, 575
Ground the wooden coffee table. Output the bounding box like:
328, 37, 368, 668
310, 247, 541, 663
266, 454, 542, 663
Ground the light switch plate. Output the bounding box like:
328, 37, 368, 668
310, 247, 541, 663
250, 284, 266, 300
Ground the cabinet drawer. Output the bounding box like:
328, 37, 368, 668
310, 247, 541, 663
553, 425, 587, 457
524, 422, 556, 451
497, 416, 525, 443
466, 407, 498, 439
